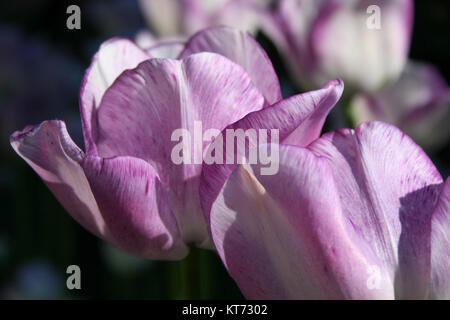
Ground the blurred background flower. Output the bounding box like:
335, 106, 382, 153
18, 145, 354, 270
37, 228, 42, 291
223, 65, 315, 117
1, 0, 449, 299
138, 0, 272, 37
268, 0, 413, 93
265, 0, 449, 154
350, 61, 450, 151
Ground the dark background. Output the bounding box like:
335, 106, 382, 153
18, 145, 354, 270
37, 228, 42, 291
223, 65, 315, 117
0, 0, 448, 299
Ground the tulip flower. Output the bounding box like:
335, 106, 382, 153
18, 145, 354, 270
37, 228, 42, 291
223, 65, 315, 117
204, 121, 449, 299
350, 61, 450, 151
267, 0, 413, 93
10, 27, 343, 260
138, 0, 271, 37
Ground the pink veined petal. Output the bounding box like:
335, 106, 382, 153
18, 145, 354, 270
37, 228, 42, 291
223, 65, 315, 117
200, 79, 343, 223
9, 120, 112, 243
79, 38, 150, 154
308, 121, 443, 299
82, 155, 188, 260
429, 178, 450, 299
210, 145, 393, 299
94, 52, 265, 245
179, 26, 281, 105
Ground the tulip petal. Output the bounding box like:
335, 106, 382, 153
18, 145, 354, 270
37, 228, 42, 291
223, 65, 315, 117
95, 53, 265, 243
308, 121, 443, 299
211, 145, 393, 299
200, 79, 343, 221
429, 178, 450, 299
83, 155, 188, 260
10, 120, 112, 242
179, 26, 281, 105
79, 38, 150, 154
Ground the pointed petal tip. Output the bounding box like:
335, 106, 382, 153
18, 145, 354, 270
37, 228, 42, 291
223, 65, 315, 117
322, 78, 344, 98
10, 124, 38, 144
10, 120, 64, 146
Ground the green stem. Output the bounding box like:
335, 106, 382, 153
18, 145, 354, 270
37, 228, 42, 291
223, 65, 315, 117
344, 100, 356, 128
177, 246, 212, 299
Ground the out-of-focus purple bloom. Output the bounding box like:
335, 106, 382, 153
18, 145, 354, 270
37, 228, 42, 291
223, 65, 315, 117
205, 121, 450, 299
10, 27, 342, 260
267, 0, 413, 93
138, 0, 271, 36
350, 61, 450, 151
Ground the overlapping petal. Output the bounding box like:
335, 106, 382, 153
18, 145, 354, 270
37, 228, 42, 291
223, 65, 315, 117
10, 120, 189, 259
83, 155, 188, 260
94, 52, 265, 244
210, 145, 393, 299
11, 28, 290, 259
180, 26, 281, 105
201, 79, 343, 221
210, 121, 448, 299
79, 38, 150, 154
308, 121, 443, 298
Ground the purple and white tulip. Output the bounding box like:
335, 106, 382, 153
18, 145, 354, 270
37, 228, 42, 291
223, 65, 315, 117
268, 0, 413, 93
10, 27, 342, 260
205, 121, 450, 299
